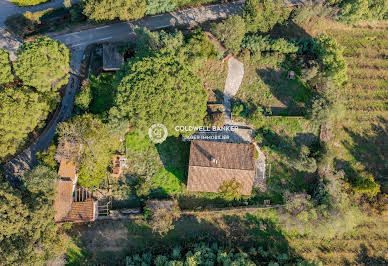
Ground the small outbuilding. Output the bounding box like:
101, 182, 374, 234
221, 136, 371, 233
103, 44, 124, 71
111, 154, 127, 178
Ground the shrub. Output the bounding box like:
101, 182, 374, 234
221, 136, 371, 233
149, 204, 181, 235
289, 145, 317, 173
352, 172, 381, 196
74, 80, 92, 112
177, 29, 217, 70
243, 0, 290, 33
291, 3, 338, 24
0, 49, 13, 85
336, 0, 388, 22
307, 94, 333, 125
36, 144, 59, 171
219, 178, 242, 201
211, 15, 246, 54
146, 0, 176, 15
232, 100, 249, 119
69, 3, 87, 23
9, 0, 49, 6
339, 0, 369, 23
247, 107, 265, 128
368, 0, 388, 20
83, 0, 146, 21
243, 35, 298, 54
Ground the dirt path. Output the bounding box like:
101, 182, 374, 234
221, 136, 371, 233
223, 57, 244, 123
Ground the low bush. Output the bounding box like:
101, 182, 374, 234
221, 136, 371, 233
74, 80, 92, 112
243, 35, 299, 54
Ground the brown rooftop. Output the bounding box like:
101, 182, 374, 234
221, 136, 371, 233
64, 199, 97, 223
53, 179, 74, 223
58, 159, 77, 181
54, 159, 97, 223
189, 141, 255, 170
187, 141, 255, 195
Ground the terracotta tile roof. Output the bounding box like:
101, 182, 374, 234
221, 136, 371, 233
53, 179, 74, 222
189, 141, 255, 170
64, 199, 96, 223
187, 166, 254, 195
58, 159, 77, 181
187, 140, 255, 195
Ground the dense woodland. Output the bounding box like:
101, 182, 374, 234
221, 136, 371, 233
0, 0, 387, 265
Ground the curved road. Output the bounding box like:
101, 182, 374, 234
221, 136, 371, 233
3, 0, 244, 178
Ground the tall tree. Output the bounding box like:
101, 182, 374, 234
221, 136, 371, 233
212, 15, 246, 54
83, 0, 146, 21
57, 114, 120, 187
243, 0, 290, 33
0, 167, 65, 265
0, 48, 13, 85
0, 86, 50, 160
14, 37, 70, 93
109, 52, 208, 137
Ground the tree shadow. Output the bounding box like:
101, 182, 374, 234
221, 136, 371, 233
342, 116, 388, 189
269, 19, 312, 40
256, 68, 309, 116
155, 136, 190, 170
355, 244, 388, 265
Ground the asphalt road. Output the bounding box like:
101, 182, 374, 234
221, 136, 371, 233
52, 1, 244, 47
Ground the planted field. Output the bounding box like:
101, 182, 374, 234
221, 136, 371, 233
321, 21, 388, 191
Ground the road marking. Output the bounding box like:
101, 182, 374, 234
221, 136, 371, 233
94, 25, 110, 30
154, 24, 171, 29
72, 42, 87, 47
152, 14, 164, 18
97, 37, 113, 41
71, 36, 112, 47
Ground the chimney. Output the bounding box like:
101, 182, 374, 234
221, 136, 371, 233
211, 156, 218, 165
